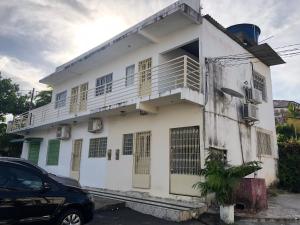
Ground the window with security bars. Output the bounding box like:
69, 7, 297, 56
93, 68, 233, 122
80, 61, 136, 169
123, 133, 133, 155
257, 131, 272, 156
253, 71, 267, 101
170, 126, 201, 175
88, 137, 107, 158
95, 73, 113, 96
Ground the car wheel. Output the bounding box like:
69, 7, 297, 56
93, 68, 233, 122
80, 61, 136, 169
58, 209, 83, 225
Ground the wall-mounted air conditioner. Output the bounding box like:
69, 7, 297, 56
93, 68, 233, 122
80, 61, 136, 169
245, 88, 262, 104
56, 125, 71, 140
243, 103, 259, 122
88, 118, 103, 133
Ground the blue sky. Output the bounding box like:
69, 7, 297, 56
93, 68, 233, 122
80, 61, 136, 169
0, 0, 299, 102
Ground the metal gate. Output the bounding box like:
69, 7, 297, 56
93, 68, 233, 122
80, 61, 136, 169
70, 139, 82, 180
133, 131, 151, 189
170, 126, 201, 196
138, 58, 152, 97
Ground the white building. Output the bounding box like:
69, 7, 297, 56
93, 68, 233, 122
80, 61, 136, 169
8, 0, 284, 201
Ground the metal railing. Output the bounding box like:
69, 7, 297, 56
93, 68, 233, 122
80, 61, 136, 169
7, 55, 201, 133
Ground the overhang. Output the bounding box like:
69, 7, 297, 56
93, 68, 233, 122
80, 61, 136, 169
24, 137, 43, 143
40, 2, 201, 86
204, 15, 285, 67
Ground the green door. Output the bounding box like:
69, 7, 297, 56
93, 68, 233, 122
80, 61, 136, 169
28, 142, 41, 165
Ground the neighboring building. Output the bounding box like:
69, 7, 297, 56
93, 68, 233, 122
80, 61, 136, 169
7, 0, 284, 202
274, 100, 300, 124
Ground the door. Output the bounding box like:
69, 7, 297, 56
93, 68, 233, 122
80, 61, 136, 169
170, 126, 201, 196
79, 83, 88, 111
133, 131, 151, 189
138, 58, 152, 96
0, 164, 53, 224
70, 86, 79, 113
70, 139, 82, 180
28, 142, 41, 165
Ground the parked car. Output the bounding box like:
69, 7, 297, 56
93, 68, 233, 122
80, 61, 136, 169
0, 157, 94, 225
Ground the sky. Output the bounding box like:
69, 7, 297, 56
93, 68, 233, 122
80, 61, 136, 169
0, 0, 299, 102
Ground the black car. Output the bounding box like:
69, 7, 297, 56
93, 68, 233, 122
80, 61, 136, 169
0, 157, 94, 225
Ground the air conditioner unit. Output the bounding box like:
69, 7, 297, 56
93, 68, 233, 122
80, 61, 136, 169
245, 88, 262, 104
88, 118, 103, 133
243, 103, 259, 122
56, 125, 71, 140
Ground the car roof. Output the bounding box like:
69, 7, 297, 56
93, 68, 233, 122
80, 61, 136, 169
0, 157, 47, 174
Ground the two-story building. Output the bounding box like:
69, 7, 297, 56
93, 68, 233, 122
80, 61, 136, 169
7, 0, 284, 204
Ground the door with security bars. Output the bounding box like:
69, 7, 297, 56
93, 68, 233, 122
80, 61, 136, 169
79, 83, 88, 111
138, 58, 152, 97
133, 131, 151, 189
70, 139, 82, 180
170, 126, 201, 196
70, 86, 79, 113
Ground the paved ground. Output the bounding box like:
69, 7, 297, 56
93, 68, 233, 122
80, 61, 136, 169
87, 208, 300, 225
87, 194, 300, 225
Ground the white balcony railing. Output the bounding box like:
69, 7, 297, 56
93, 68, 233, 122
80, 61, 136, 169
7, 55, 201, 133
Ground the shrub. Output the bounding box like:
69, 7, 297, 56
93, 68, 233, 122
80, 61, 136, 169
278, 142, 300, 193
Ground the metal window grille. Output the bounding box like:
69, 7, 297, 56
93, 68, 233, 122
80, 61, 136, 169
96, 73, 113, 96
170, 126, 200, 175
253, 72, 267, 101
257, 131, 272, 156
55, 90, 67, 109
123, 133, 133, 155
134, 131, 151, 174
88, 137, 107, 158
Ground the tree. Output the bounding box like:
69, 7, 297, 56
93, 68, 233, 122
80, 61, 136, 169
34, 89, 52, 108
0, 75, 30, 117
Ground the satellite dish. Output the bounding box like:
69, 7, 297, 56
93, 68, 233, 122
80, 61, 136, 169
221, 87, 244, 99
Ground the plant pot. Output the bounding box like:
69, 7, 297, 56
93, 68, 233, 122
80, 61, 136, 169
220, 204, 234, 224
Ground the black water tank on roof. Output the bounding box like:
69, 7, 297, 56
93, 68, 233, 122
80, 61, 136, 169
227, 24, 261, 47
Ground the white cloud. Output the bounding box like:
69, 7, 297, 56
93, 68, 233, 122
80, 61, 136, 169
0, 55, 47, 90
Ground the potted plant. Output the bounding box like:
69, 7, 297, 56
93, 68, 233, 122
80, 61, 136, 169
193, 151, 261, 224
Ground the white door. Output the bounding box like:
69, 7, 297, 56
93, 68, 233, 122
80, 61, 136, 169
79, 83, 88, 111
138, 58, 152, 97
133, 131, 151, 189
170, 126, 201, 196
70, 86, 79, 113
70, 139, 82, 180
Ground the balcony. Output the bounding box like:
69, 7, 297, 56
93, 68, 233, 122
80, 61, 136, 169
7, 55, 203, 133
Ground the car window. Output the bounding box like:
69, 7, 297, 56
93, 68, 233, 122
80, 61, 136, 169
0, 165, 43, 191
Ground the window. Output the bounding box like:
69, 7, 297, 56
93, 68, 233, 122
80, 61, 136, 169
47, 139, 60, 165
170, 126, 200, 175
123, 133, 133, 155
96, 73, 113, 96
257, 130, 272, 156
89, 137, 107, 158
55, 91, 67, 108
125, 65, 135, 86
0, 165, 43, 191
253, 72, 267, 101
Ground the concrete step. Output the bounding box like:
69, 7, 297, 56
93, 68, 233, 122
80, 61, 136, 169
86, 187, 207, 222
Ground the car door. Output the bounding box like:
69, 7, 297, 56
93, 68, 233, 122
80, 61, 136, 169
2, 163, 58, 223
0, 163, 18, 225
